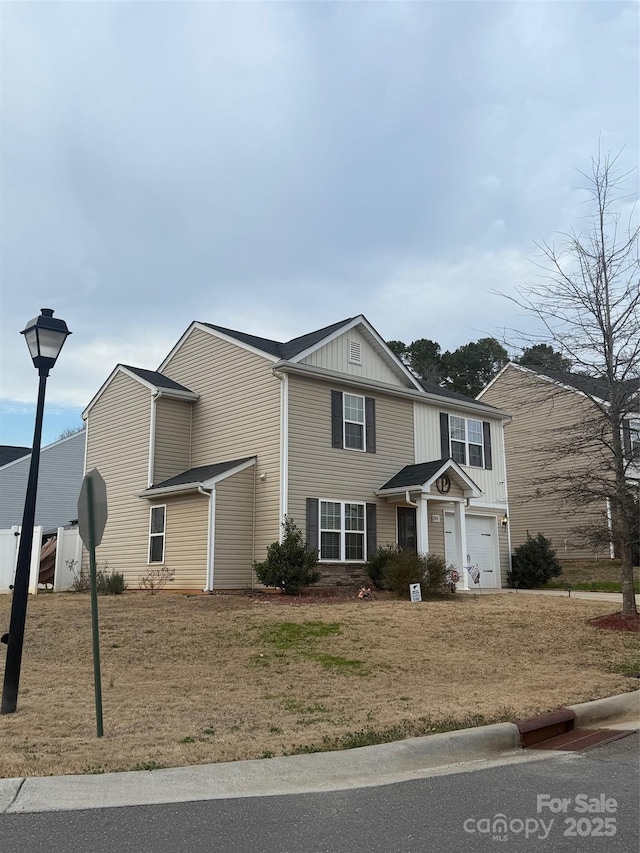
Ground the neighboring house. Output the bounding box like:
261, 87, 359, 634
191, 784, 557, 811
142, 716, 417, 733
478, 363, 640, 560
0, 431, 86, 531
0, 446, 30, 468
83, 316, 512, 591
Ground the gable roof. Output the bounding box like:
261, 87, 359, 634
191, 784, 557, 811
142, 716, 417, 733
140, 457, 256, 497
0, 446, 31, 468
120, 365, 196, 393
200, 318, 354, 361
479, 362, 639, 407
83, 364, 198, 418
377, 457, 481, 496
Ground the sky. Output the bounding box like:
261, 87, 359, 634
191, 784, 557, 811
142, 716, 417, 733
0, 0, 638, 448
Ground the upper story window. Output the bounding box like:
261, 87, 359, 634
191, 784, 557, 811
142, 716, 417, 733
344, 394, 365, 450
626, 417, 640, 462
331, 390, 376, 453
440, 412, 492, 470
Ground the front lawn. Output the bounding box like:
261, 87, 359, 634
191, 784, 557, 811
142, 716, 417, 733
0, 591, 637, 778
543, 559, 640, 593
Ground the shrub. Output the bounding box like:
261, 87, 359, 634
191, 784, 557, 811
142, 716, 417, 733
508, 532, 562, 588
253, 516, 319, 595
97, 568, 127, 595
139, 565, 175, 594
366, 545, 401, 589
382, 550, 451, 599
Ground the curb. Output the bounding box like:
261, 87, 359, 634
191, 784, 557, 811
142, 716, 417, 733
567, 690, 640, 727
3, 722, 522, 814
1, 691, 637, 815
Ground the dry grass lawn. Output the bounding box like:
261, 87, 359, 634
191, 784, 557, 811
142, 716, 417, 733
0, 591, 638, 778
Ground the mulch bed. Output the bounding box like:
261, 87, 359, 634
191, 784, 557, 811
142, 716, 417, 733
587, 612, 640, 633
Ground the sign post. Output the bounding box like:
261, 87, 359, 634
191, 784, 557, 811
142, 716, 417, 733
409, 583, 422, 602
78, 469, 108, 738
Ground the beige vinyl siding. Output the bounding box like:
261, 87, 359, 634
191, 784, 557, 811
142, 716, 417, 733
300, 328, 410, 388
150, 493, 208, 589
161, 327, 281, 562
213, 465, 255, 588
85, 371, 151, 584
153, 397, 192, 485
287, 375, 415, 551
480, 365, 608, 559
427, 510, 445, 556
427, 479, 465, 499
414, 403, 508, 508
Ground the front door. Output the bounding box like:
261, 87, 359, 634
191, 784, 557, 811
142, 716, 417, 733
397, 507, 417, 552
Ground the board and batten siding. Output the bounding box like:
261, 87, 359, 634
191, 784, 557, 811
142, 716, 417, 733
300, 327, 409, 388
479, 365, 608, 559
84, 371, 152, 584
161, 328, 281, 561
286, 375, 415, 550
153, 397, 192, 485
213, 465, 255, 588
414, 403, 509, 508
150, 493, 208, 589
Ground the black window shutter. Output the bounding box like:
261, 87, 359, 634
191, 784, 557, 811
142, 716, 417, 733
331, 390, 343, 448
306, 498, 319, 555
366, 503, 377, 558
365, 397, 376, 453
622, 419, 632, 460
482, 421, 492, 470
440, 413, 450, 459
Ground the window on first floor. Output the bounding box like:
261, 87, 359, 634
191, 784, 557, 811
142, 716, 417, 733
319, 500, 365, 561
149, 505, 166, 563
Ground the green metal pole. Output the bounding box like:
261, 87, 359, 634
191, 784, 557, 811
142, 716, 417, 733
86, 476, 104, 737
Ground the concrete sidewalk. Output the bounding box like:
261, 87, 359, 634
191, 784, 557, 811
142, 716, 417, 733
1, 691, 637, 816
458, 587, 640, 604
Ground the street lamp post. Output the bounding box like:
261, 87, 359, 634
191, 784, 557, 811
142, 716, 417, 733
1, 309, 71, 715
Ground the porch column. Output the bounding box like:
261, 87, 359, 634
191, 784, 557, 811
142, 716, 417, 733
453, 500, 469, 590
416, 494, 429, 555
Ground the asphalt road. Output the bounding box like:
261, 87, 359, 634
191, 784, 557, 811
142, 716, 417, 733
0, 734, 637, 853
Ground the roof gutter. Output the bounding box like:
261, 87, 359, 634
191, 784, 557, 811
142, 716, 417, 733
272, 361, 511, 420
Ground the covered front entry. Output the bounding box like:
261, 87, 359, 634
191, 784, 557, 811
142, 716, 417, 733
445, 513, 500, 589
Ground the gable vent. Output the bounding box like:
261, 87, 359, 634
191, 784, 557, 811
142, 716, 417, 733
348, 339, 362, 364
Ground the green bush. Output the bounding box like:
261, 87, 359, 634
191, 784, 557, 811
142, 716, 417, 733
382, 550, 451, 599
254, 517, 320, 596
508, 532, 562, 588
366, 545, 401, 589
97, 568, 127, 595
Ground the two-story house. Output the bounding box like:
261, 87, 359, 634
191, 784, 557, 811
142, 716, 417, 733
478, 362, 640, 560
83, 316, 512, 591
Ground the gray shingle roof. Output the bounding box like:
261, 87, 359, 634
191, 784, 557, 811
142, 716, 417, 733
418, 378, 502, 409
147, 457, 255, 490
121, 365, 195, 394
0, 446, 31, 468
380, 459, 450, 491
200, 318, 354, 360
527, 367, 639, 403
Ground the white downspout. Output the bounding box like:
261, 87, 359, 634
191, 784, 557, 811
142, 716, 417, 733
148, 392, 160, 487
276, 370, 289, 535
199, 485, 215, 591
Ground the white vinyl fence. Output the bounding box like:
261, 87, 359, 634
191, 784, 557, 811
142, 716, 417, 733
53, 527, 82, 591
0, 526, 43, 595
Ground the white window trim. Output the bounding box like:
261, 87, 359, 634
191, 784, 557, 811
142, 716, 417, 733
450, 415, 484, 469
319, 499, 367, 562
343, 392, 366, 452
148, 504, 166, 564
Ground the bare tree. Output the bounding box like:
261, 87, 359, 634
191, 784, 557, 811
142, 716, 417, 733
501, 148, 639, 617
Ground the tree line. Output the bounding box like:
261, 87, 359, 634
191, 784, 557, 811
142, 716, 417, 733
387, 337, 570, 398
